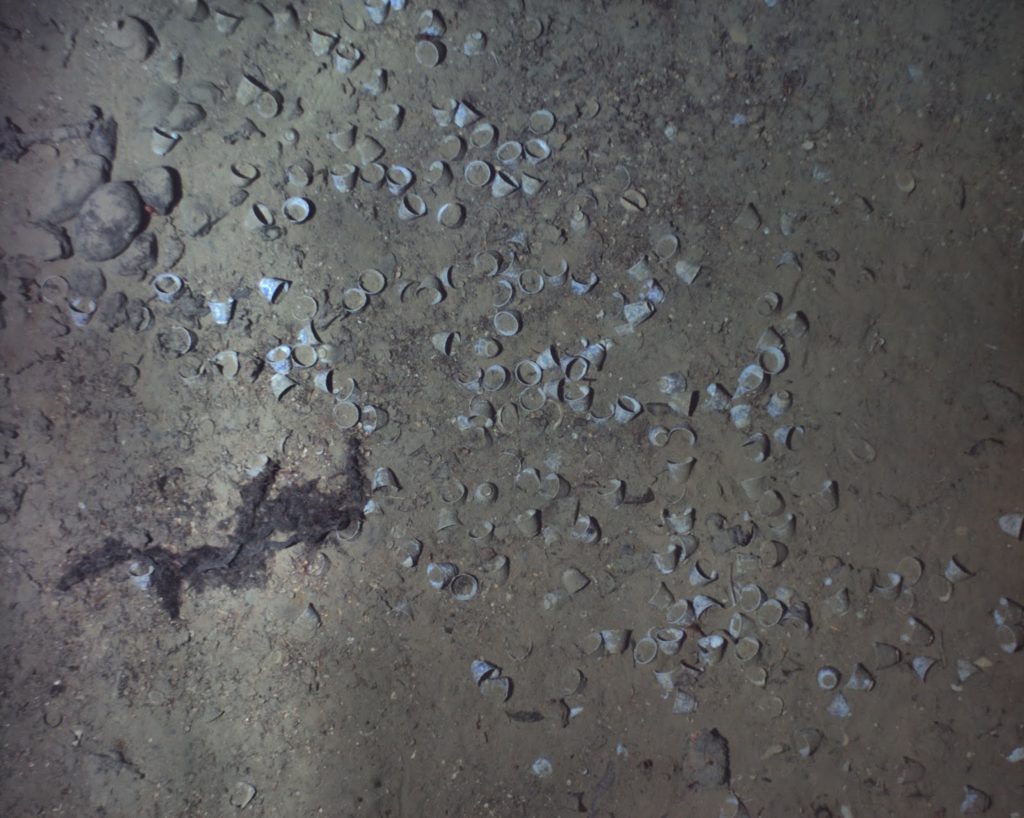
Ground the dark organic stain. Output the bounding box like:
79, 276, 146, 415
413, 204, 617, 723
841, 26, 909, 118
56, 440, 366, 618
505, 710, 544, 723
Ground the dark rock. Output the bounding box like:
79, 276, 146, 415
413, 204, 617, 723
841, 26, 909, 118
684, 728, 730, 789
37, 155, 110, 223
114, 231, 157, 278
136, 166, 177, 215
88, 116, 118, 161
68, 267, 106, 299
228, 188, 248, 207
73, 182, 144, 261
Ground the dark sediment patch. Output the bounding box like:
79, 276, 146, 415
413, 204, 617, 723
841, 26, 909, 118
56, 440, 366, 617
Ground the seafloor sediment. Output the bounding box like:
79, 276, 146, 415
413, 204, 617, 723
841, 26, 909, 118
1, 1, 1022, 815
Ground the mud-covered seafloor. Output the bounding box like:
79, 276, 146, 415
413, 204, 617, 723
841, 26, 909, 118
1, 1, 1023, 815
